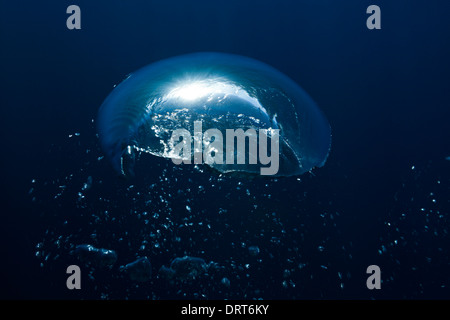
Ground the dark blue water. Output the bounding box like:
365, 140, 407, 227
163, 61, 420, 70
1, 0, 450, 299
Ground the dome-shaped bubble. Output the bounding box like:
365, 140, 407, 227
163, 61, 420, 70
97, 52, 331, 177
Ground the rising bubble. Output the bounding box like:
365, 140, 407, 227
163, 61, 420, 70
97, 52, 331, 177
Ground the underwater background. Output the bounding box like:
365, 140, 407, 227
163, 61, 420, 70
1, 0, 450, 299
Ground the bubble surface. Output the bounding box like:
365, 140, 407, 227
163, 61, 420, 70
97, 52, 331, 177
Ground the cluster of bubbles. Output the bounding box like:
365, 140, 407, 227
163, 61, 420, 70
30, 122, 355, 299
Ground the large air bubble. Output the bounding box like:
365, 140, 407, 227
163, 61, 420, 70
97, 52, 331, 177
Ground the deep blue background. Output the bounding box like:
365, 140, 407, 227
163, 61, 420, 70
1, 0, 450, 299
